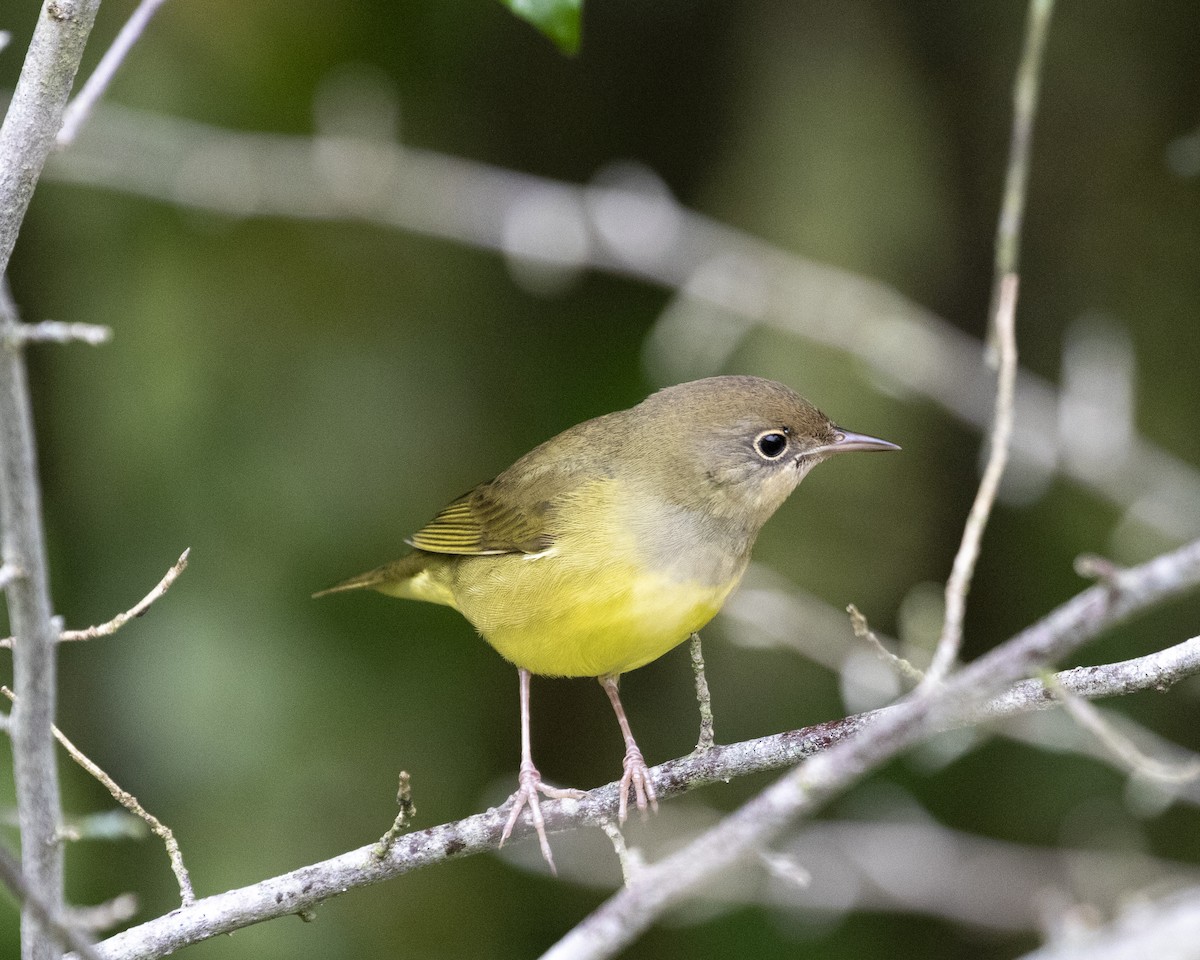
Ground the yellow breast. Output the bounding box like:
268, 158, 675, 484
453, 553, 734, 676
427, 479, 746, 677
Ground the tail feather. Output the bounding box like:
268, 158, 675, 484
312, 553, 429, 599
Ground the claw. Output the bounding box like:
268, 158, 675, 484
616, 742, 659, 825
501, 762, 549, 871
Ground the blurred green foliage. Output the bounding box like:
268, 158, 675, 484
1, 0, 1199, 958
500, 0, 585, 55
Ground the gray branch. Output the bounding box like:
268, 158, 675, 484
0, 3, 103, 958
541, 538, 1200, 960
79, 541, 1200, 959
0, 0, 101, 275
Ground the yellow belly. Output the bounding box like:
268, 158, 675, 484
381, 478, 748, 677
441, 551, 732, 677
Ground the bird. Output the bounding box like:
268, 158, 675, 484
315, 375, 898, 870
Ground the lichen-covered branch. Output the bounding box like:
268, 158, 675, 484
540, 538, 1200, 960
80, 536, 1200, 960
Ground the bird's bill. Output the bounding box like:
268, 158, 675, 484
805, 429, 901, 458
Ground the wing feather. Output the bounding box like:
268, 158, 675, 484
406, 486, 554, 556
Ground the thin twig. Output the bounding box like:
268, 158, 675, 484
5, 320, 113, 346
85, 630, 1200, 960
65, 888, 138, 936
924, 272, 1020, 685
56, 0, 173, 148
1074, 553, 1123, 586
0, 549, 190, 648
537, 539, 1200, 960
846, 604, 924, 685
1044, 673, 1200, 784
925, 0, 1055, 688
688, 633, 716, 752
371, 771, 416, 861
0, 844, 105, 960
82, 537, 1200, 960
61, 548, 189, 641
990, 0, 1055, 342
600, 821, 640, 886
758, 850, 811, 890
2, 687, 196, 907
66, 893, 139, 934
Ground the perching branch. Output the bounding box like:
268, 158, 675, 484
539, 538, 1200, 960
78, 538, 1200, 960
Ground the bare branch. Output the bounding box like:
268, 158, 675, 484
371, 771, 416, 861
56, 0, 173, 147
2, 687, 195, 907
0, 4, 103, 953
846, 603, 923, 685
926, 0, 1053, 683
65, 895, 138, 935
924, 272, 1020, 684
59, 549, 188, 642
0, 549, 190, 648
990, 0, 1055, 331
752, 819, 1198, 932
5, 320, 113, 346
599, 821, 640, 886
1045, 674, 1200, 784
81, 540, 1200, 960
0, 1, 102, 274
687, 633, 716, 752
539, 537, 1200, 960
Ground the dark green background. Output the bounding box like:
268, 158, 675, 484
2, 0, 1199, 957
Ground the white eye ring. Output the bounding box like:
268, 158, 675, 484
754, 429, 789, 460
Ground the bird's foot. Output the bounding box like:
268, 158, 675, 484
501, 760, 585, 874
616, 743, 659, 825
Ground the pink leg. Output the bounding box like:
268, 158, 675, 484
600, 674, 659, 824
501, 668, 584, 873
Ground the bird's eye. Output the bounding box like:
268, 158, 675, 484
755, 430, 789, 460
